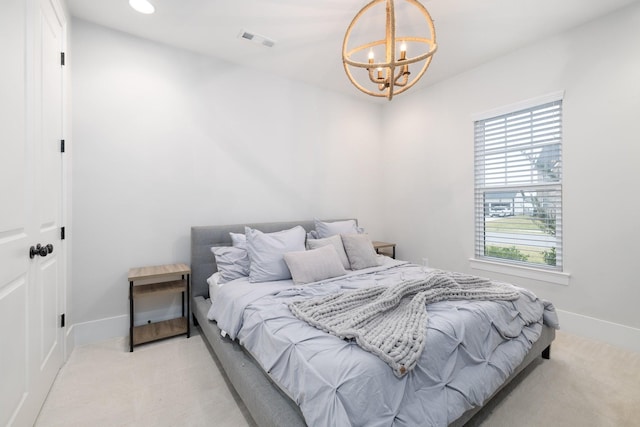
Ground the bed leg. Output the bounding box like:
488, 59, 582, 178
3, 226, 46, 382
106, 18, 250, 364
192, 313, 199, 327
542, 345, 551, 359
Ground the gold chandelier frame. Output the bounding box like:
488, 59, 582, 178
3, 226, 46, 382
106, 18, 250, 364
342, 0, 438, 100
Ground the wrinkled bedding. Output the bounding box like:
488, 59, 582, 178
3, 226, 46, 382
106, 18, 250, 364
208, 259, 559, 426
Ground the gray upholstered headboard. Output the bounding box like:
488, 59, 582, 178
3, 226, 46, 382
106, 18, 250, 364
190, 219, 355, 299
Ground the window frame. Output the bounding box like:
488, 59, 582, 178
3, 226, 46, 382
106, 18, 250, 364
470, 92, 569, 285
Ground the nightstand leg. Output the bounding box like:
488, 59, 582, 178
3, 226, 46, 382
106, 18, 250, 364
129, 280, 134, 352
187, 273, 191, 338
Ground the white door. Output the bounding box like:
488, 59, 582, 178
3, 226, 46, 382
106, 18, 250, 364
0, 0, 66, 425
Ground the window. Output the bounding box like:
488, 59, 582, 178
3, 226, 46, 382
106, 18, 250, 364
474, 97, 563, 270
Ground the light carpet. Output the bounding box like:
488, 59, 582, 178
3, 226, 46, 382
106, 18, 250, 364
35, 330, 640, 426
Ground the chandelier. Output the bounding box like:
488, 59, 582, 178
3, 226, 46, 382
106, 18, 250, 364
342, 0, 437, 100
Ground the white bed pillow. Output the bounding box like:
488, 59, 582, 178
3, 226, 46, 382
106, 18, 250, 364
245, 225, 306, 282
211, 246, 250, 283
306, 234, 351, 270
314, 218, 363, 238
284, 245, 347, 285
207, 272, 222, 301
230, 232, 246, 249
341, 233, 379, 270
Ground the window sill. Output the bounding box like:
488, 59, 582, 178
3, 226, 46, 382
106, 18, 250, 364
468, 258, 570, 286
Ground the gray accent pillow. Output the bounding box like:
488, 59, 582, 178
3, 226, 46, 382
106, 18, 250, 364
211, 246, 250, 283
284, 245, 347, 285
314, 218, 363, 238
341, 234, 378, 270
245, 225, 306, 282
307, 234, 351, 270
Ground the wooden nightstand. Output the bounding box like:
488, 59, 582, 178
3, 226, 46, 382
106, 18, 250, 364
128, 263, 190, 352
372, 241, 396, 259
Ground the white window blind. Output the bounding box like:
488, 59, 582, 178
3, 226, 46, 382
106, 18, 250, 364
474, 99, 563, 270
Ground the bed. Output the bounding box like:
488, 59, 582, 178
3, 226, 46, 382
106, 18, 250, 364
190, 219, 557, 427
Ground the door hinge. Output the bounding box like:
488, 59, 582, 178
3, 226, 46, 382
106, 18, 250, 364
60, 313, 65, 328
61, 52, 65, 66
61, 139, 65, 153
61, 226, 65, 240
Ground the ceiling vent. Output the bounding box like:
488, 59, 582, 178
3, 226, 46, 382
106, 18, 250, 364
238, 29, 276, 48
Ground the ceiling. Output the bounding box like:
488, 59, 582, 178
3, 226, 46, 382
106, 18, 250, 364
67, 0, 637, 100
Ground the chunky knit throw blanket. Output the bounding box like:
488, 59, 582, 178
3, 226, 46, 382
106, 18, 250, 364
288, 271, 520, 377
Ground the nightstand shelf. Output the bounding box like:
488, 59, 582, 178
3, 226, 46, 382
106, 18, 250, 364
132, 317, 188, 346
372, 241, 396, 259
128, 263, 190, 352
132, 279, 187, 298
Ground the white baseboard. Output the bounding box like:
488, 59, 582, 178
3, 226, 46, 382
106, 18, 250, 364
70, 306, 186, 347
556, 309, 640, 354
72, 314, 129, 347
68, 307, 639, 354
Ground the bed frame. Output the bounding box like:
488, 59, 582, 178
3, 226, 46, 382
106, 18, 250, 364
190, 220, 555, 427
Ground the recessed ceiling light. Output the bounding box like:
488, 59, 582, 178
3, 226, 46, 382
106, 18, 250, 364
129, 0, 155, 15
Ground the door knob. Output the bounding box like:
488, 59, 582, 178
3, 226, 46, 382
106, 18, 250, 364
29, 243, 53, 259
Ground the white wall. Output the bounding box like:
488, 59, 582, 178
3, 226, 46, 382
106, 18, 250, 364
381, 2, 640, 351
71, 19, 384, 343
72, 3, 640, 352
